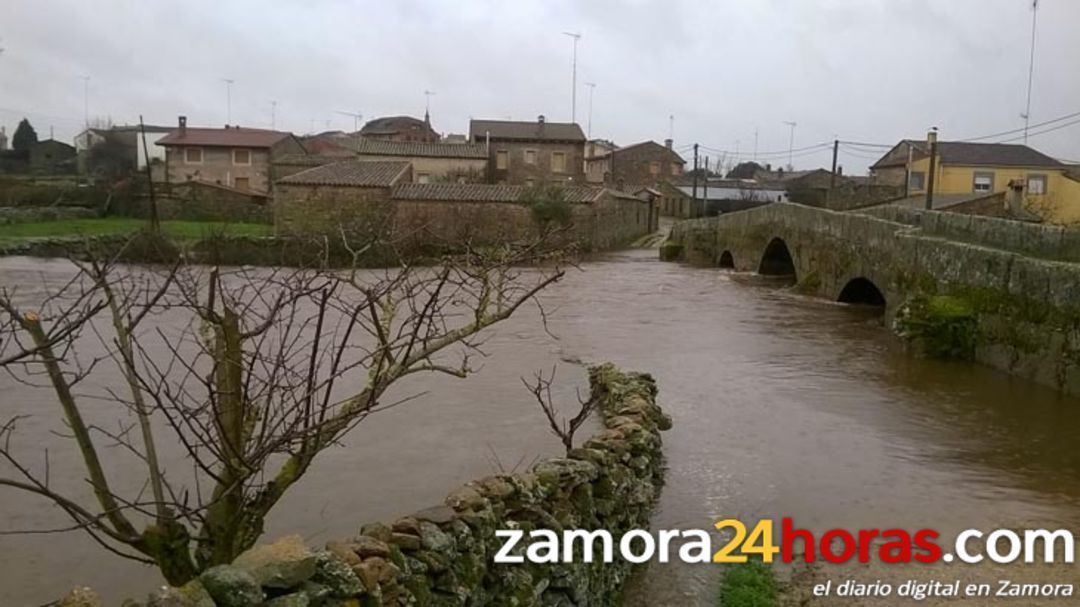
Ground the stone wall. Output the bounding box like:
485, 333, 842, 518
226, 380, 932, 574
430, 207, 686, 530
666, 203, 1080, 396
486, 141, 586, 186
67, 364, 670, 607
274, 187, 653, 254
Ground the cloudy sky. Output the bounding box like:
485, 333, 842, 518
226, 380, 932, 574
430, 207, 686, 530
3, 0, 1078, 172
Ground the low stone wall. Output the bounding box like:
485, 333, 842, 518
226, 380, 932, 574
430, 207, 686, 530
856, 205, 1080, 262
0, 205, 101, 224
63, 365, 670, 607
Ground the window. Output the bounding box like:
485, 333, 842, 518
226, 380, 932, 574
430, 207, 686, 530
234, 177, 250, 190
496, 150, 509, 170
417, 172, 431, 184
649, 161, 661, 176
671, 163, 681, 176
973, 172, 995, 193
552, 151, 566, 173
232, 149, 251, 165
184, 147, 202, 164
909, 171, 925, 191
525, 178, 536, 187
1027, 174, 1048, 195
524, 149, 537, 165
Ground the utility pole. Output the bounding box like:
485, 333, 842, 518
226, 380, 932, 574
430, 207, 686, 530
584, 82, 596, 138
562, 31, 581, 123
691, 143, 699, 218
783, 121, 797, 170
139, 115, 159, 232
925, 128, 939, 210
1023, 0, 1039, 144
222, 78, 234, 125
753, 127, 759, 162
703, 156, 709, 213
270, 100, 277, 129
82, 76, 90, 128
904, 143, 914, 197
830, 139, 839, 189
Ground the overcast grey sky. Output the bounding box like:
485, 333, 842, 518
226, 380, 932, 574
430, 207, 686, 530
3, 0, 1078, 171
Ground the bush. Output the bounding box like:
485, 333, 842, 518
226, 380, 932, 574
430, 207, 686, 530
893, 294, 977, 360
521, 184, 573, 227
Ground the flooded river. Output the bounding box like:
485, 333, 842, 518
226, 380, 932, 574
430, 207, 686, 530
2, 250, 1080, 606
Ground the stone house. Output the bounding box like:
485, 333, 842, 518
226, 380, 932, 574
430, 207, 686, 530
157, 117, 307, 194
274, 160, 412, 237
584, 140, 685, 186
354, 139, 488, 183
28, 139, 77, 174
469, 117, 586, 185
359, 114, 439, 143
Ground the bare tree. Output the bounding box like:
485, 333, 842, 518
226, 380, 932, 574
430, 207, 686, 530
0, 239, 566, 584
522, 365, 598, 456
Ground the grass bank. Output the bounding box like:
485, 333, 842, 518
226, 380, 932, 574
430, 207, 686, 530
0, 218, 271, 246
718, 560, 779, 607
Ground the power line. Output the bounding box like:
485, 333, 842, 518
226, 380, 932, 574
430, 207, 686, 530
961, 108, 1080, 142
996, 116, 1080, 144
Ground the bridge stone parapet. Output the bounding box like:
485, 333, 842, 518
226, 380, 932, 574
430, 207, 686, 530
665, 202, 1080, 396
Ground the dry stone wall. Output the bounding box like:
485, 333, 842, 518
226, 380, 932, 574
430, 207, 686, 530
61, 364, 670, 607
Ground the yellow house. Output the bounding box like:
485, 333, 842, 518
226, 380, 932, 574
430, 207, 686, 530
871, 138, 1080, 224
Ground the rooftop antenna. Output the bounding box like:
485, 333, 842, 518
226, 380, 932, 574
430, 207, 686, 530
423, 90, 436, 115
81, 75, 90, 128
221, 78, 234, 125
669, 114, 674, 141
270, 100, 277, 129
782, 120, 798, 169
562, 31, 582, 123
335, 110, 363, 131
584, 82, 596, 138
1022, 0, 1039, 144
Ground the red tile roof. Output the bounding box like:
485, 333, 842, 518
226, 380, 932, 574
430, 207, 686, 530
158, 127, 291, 148
277, 160, 410, 187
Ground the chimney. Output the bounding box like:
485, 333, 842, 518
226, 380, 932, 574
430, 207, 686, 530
778, 167, 784, 179
664, 138, 673, 149
538, 114, 545, 124
837, 165, 844, 176
765, 163, 772, 172
178, 116, 187, 137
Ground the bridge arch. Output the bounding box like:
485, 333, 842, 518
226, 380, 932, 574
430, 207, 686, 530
837, 277, 886, 307
718, 250, 735, 269
758, 237, 796, 279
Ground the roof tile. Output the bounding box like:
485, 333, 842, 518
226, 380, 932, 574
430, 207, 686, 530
469, 119, 585, 142
356, 139, 488, 159
278, 160, 410, 187
391, 183, 608, 203
158, 127, 291, 148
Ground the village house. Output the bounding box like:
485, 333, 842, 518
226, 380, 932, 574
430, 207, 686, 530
28, 139, 77, 174
75, 124, 173, 179
359, 114, 439, 143
157, 117, 307, 194
584, 140, 685, 186
354, 139, 488, 183
870, 136, 1080, 224
469, 116, 586, 185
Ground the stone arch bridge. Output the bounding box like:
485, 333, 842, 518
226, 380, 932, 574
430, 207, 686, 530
664, 202, 1080, 396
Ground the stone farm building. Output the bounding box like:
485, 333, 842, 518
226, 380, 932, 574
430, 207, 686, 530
585, 139, 685, 186
157, 117, 307, 194
469, 116, 586, 186
354, 139, 488, 183
274, 159, 653, 251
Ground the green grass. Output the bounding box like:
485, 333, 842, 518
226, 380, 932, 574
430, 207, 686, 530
0, 218, 271, 246
718, 560, 778, 607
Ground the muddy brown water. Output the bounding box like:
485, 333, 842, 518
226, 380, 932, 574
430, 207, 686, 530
2, 250, 1080, 606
